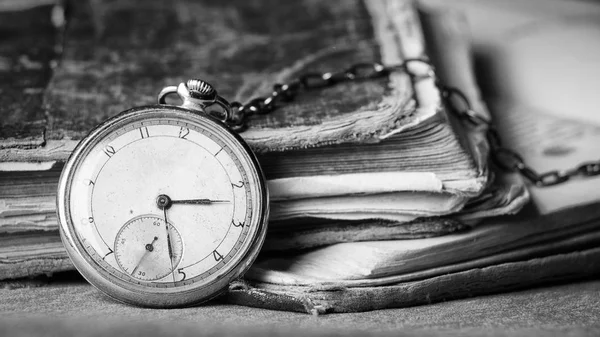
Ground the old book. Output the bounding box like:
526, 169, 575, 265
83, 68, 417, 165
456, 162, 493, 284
0, 0, 525, 282
225, 2, 600, 313
0, 0, 523, 228
0, 0, 496, 222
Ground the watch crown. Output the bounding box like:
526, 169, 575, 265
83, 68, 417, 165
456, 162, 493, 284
186, 79, 217, 101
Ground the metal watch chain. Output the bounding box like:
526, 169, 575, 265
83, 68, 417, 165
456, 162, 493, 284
163, 59, 600, 188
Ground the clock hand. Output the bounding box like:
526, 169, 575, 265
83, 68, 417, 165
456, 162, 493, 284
170, 199, 230, 205
131, 236, 158, 276
156, 194, 176, 281
162, 207, 176, 282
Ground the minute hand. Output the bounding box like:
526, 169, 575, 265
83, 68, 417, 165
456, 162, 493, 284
170, 199, 230, 205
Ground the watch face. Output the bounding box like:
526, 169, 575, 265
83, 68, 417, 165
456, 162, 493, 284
57, 106, 268, 307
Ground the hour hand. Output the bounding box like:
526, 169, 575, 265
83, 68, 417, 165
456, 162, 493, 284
170, 199, 230, 205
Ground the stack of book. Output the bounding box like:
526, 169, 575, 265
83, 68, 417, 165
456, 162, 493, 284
2, 0, 600, 313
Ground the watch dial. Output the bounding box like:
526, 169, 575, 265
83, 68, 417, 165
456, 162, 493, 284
62, 108, 265, 292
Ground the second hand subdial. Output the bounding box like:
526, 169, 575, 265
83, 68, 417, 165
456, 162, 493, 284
114, 215, 183, 281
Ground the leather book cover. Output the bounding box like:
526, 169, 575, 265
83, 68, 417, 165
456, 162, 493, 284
1, 0, 433, 162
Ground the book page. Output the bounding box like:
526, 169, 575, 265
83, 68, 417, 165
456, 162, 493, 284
489, 20, 600, 214
421, 0, 600, 214
248, 202, 600, 285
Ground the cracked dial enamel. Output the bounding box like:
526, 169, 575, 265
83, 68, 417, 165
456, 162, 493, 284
57, 106, 268, 307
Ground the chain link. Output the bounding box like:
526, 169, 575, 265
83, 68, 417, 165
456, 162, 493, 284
228, 59, 600, 187
227, 58, 432, 130
441, 84, 600, 186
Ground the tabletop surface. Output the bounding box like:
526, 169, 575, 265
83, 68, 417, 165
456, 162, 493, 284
1, 273, 599, 336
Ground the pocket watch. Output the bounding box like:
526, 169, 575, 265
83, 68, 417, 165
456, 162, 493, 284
57, 79, 268, 308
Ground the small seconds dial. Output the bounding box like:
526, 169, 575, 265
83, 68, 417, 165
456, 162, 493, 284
114, 215, 183, 281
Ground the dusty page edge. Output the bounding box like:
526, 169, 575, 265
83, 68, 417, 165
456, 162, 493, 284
418, 7, 491, 194
365, 0, 487, 195
249, 200, 600, 285
268, 171, 444, 200
366, 0, 440, 141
